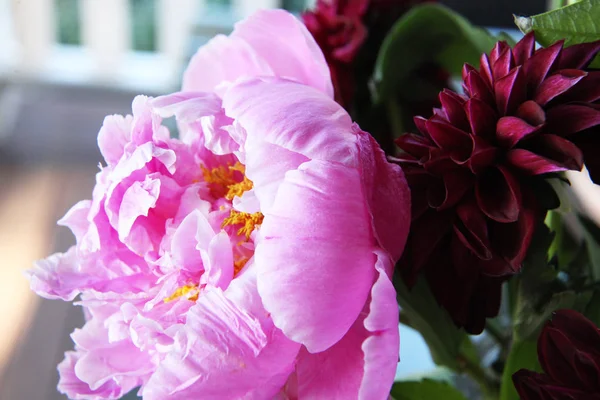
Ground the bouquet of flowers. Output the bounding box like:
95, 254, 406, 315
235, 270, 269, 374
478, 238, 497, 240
26, 0, 600, 399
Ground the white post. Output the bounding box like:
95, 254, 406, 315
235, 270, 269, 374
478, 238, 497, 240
81, 0, 130, 81
157, 0, 202, 73
0, 0, 18, 72
232, 0, 282, 19
11, 0, 55, 73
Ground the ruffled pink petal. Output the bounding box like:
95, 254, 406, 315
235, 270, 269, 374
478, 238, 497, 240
199, 231, 234, 290
151, 92, 222, 122
58, 351, 134, 400
97, 114, 132, 166
231, 9, 333, 98
223, 78, 356, 167
26, 247, 82, 300
57, 200, 92, 243
295, 253, 399, 400
256, 159, 376, 353
143, 270, 300, 400
70, 319, 154, 392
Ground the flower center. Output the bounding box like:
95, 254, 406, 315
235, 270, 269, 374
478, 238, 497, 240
164, 284, 199, 303
165, 161, 263, 303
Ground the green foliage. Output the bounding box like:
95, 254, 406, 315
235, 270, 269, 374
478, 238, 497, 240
514, 0, 600, 68
391, 379, 467, 400
499, 339, 541, 400
394, 274, 477, 371
373, 3, 498, 102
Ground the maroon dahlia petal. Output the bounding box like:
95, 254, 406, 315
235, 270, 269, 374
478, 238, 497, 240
539, 327, 582, 386
454, 197, 493, 260
558, 71, 600, 103
546, 104, 600, 135
439, 90, 469, 130
549, 310, 600, 353
506, 149, 569, 175
523, 41, 563, 91
425, 119, 473, 154
475, 166, 521, 223
479, 53, 494, 86
516, 100, 546, 126
558, 40, 600, 69
513, 32, 536, 66
494, 66, 527, 116
492, 45, 515, 81
512, 370, 552, 400
524, 134, 584, 171
464, 69, 495, 105
534, 69, 587, 106
396, 133, 433, 159
468, 136, 498, 174
496, 116, 540, 148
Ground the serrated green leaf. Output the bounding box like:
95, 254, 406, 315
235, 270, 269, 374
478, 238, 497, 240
391, 379, 467, 400
500, 339, 541, 400
374, 3, 497, 102
394, 273, 469, 370
514, 0, 600, 68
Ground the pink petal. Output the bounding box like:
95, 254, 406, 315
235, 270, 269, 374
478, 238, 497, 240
58, 351, 133, 400
244, 140, 308, 214
358, 133, 411, 261
231, 9, 333, 97
256, 160, 376, 353
183, 10, 332, 98
222, 77, 357, 167
143, 273, 300, 400
182, 34, 272, 96
296, 253, 399, 400
57, 200, 92, 242
97, 114, 132, 165
151, 92, 222, 122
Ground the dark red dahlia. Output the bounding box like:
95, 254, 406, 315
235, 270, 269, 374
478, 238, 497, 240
303, 0, 432, 108
513, 310, 600, 400
395, 33, 600, 333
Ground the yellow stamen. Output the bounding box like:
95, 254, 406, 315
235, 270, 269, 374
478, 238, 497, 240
201, 162, 254, 200
226, 175, 253, 201
234, 257, 249, 276
163, 284, 199, 303
222, 210, 264, 240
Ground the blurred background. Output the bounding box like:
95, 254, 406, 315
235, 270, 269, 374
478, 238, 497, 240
2, 0, 599, 399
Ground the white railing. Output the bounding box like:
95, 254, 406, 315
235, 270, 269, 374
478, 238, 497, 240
1, 0, 286, 94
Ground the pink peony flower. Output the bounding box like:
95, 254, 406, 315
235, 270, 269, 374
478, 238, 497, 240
27, 9, 410, 400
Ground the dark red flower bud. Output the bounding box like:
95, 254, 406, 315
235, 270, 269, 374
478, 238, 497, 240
513, 310, 600, 399
395, 33, 600, 333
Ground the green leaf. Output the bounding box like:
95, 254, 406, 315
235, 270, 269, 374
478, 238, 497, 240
546, 211, 582, 270
499, 339, 541, 400
394, 273, 470, 370
584, 290, 600, 326
391, 379, 467, 400
514, 0, 600, 68
580, 215, 600, 280
374, 3, 497, 102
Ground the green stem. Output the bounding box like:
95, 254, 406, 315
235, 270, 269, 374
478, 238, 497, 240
386, 97, 405, 140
